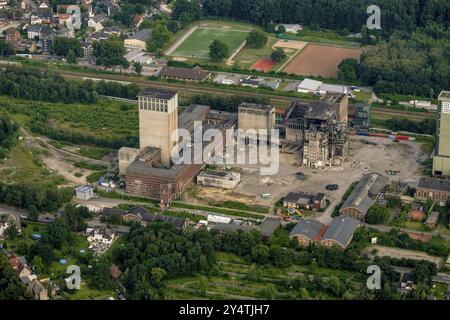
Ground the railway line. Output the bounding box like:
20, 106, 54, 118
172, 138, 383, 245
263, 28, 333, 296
9, 63, 436, 122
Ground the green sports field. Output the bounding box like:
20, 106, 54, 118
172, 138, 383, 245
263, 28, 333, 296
171, 27, 249, 59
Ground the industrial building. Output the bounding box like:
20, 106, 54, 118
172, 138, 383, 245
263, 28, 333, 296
118, 88, 237, 205
339, 173, 388, 221
433, 91, 450, 177
415, 177, 450, 206
289, 216, 360, 249
320, 216, 360, 249
196, 170, 241, 189
284, 94, 349, 167
348, 103, 370, 129
238, 103, 275, 142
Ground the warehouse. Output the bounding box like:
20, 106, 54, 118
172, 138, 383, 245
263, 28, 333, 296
196, 170, 241, 189
340, 173, 388, 221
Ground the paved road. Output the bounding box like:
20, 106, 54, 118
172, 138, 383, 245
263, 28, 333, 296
364, 223, 450, 241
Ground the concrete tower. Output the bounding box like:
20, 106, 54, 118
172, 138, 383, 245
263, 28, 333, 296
433, 91, 450, 176
138, 88, 178, 167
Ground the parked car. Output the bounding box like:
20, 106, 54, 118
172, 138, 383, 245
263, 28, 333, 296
326, 184, 339, 191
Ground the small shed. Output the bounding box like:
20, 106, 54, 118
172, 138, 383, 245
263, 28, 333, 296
75, 186, 94, 201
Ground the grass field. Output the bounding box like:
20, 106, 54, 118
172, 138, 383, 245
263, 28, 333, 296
0, 142, 66, 187
171, 27, 249, 59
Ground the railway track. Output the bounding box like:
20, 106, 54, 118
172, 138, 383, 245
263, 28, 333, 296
24, 65, 436, 121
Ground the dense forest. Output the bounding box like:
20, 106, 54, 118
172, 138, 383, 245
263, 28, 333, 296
111, 223, 216, 299
357, 25, 450, 96
0, 67, 98, 104
0, 116, 19, 159
0, 182, 73, 212
201, 0, 450, 35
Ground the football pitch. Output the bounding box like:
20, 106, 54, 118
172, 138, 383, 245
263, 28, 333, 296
171, 27, 249, 59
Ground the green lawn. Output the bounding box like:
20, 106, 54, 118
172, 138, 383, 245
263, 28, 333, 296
171, 27, 249, 59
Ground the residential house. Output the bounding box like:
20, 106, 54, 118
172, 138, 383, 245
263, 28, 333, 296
17, 39, 37, 52
27, 24, 53, 40
102, 26, 121, 36
95, 0, 120, 17
415, 177, 450, 206
340, 173, 388, 221
88, 14, 107, 32
80, 41, 93, 58
124, 28, 152, 51
283, 191, 327, 210
102, 206, 188, 229
133, 15, 143, 29
86, 226, 115, 245
28, 279, 49, 300
19, 0, 31, 11
0, 0, 9, 10
58, 13, 72, 27
4, 27, 21, 42
160, 65, 211, 82
289, 219, 327, 247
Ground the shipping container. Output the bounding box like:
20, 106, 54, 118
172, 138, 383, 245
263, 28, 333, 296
358, 131, 369, 136
396, 135, 409, 141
